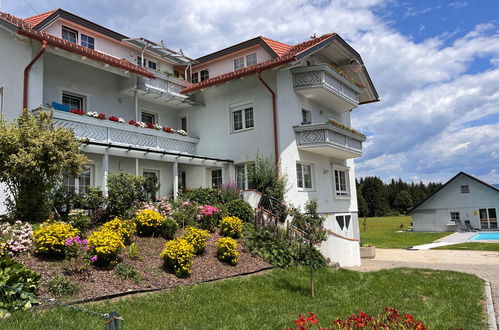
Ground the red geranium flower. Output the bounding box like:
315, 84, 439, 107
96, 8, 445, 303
70, 109, 84, 115
108, 116, 119, 122
129, 120, 139, 127
97, 113, 106, 120
146, 122, 155, 129
163, 127, 174, 133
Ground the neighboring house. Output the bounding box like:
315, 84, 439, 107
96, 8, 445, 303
0, 9, 379, 266
411, 172, 499, 232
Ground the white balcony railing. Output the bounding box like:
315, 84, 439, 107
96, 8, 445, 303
291, 64, 364, 112
34, 107, 198, 155
138, 69, 191, 97
294, 122, 365, 159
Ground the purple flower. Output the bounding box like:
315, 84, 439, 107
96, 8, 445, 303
82, 239, 88, 245
64, 238, 73, 246
74, 236, 81, 244
90, 255, 97, 262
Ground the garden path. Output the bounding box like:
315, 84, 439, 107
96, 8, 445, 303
347, 248, 499, 328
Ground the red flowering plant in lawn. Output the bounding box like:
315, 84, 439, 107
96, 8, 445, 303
70, 109, 85, 115
97, 113, 106, 120
289, 308, 428, 330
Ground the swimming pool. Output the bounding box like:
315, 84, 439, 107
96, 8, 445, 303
469, 233, 499, 241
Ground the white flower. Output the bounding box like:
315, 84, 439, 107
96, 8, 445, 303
86, 111, 98, 117
177, 129, 187, 136
138, 121, 147, 128
154, 123, 162, 130
118, 118, 125, 123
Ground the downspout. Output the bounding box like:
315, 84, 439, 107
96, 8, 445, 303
257, 71, 279, 177
23, 40, 47, 109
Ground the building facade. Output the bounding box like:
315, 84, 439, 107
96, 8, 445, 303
411, 172, 499, 232
0, 9, 378, 266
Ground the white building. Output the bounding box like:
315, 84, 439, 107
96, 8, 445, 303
411, 172, 499, 232
0, 9, 379, 266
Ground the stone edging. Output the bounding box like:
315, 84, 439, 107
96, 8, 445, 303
484, 279, 498, 330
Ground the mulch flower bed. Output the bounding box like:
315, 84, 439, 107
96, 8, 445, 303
15, 231, 271, 302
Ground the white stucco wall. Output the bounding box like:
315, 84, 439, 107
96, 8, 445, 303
412, 174, 499, 231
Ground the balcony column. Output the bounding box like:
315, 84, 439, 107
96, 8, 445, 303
102, 150, 109, 197
172, 159, 179, 200
134, 90, 139, 122
135, 158, 139, 176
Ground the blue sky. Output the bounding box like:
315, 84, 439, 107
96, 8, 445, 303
4, 0, 499, 184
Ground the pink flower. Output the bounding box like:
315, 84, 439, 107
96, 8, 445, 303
82, 239, 88, 245
64, 238, 73, 246
200, 205, 220, 216
90, 256, 98, 262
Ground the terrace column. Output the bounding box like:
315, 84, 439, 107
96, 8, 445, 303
135, 158, 139, 176
172, 159, 179, 200
102, 150, 109, 197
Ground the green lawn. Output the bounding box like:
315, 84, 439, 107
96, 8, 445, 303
1, 267, 486, 329
359, 216, 450, 248
433, 242, 499, 251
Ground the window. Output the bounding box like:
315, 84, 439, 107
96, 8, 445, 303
246, 53, 257, 66
180, 171, 187, 190
143, 170, 159, 199
148, 60, 157, 70
301, 109, 311, 125
63, 166, 93, 194
180, 117, 187, 132
450, 212, 460, 221
460, 185, 470, 193
334, 168, 349, 196
81, 34, 94, 49
191, 72, 199, 83
231, 106, 254, 132
62, 26, 78, 43
136, 57, 146, 67
211, 169, 223, 188
141, 112, 156, 124
336, 215, 351, 231
200, 70, 209, 81
62, 92, 84, 110
234, 57, 245, 70
236, 165, 246, 190
296, 163, 313, 189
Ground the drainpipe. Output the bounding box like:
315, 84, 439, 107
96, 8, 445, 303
257, 71, 279, 177
23, 40, 47, 109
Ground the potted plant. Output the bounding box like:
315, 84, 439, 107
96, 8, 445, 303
360, 242, 375, 259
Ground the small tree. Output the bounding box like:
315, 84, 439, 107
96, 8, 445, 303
247, 153, 288, 201
393, 190, 414, 214
291, 199, 327, 298
0, 109, 87, 222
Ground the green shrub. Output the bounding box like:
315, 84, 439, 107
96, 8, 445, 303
0, 258, 40, 315
48, 275, 80, 298
67, 209, 92, 232
179, 188, 227, 205
160, 217, 178, 239
107, 172, 159, 217
198, 205, 222, 232
243, 227, 297, 267
114, 263, 141, 283
172, 202, 199, 228
247, 154, 288, 201
227, 199, 253, 223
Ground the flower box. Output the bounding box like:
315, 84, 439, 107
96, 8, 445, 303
360, 246, 375, 259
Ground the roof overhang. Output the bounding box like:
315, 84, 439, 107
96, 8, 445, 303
122, 38, 191, 65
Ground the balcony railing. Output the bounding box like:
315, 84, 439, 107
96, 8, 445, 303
293, 122, 366, 159
34, 107, 198, 155
138, 69, 191, 97
291, 64, 364, 112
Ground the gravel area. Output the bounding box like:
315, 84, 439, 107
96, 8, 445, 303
346, 248, 499, 326
15, 232, 271, 302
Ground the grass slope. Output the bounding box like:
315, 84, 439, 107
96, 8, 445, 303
1, 267, 486, 329
434, 242, 499, 251
359, 216, 449, 248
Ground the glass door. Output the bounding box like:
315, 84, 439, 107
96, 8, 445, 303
488, 208, 497, 229
479, 209, 488, 229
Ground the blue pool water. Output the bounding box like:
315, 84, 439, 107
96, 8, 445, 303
470, 233, 499, 241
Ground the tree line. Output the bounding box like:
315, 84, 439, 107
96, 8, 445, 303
356, 177, 443, 217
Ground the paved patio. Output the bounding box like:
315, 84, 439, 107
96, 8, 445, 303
347, 248, 499, 327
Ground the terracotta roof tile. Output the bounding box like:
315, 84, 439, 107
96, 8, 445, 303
183, 34, 336, 93
24, 9, 58, 27
259, 36, 292, 56
0, 11, 153, 78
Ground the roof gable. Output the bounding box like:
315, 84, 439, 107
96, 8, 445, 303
411, 172, 499, 212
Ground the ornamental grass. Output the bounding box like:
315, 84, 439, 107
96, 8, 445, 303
102, 217, 136, 244
160, 238, 195, 278
87, 228, 124, 266
33, 220, 79, 257
181, 226, 210, 255
135, 209, 164, 236
215, 237, 239, 265
220, 216, 243, 238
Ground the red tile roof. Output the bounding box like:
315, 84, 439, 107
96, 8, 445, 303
182, 33, 337, 94
259, 36, 292, 56
0, 11, 154, 78
24, 9, 58, 27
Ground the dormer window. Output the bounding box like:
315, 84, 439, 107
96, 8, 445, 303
81, 34, 94, 49
62, 26, 78, 44
233, 53, 258, 71
234, 57, 245, 70
200, 70, 209, 81
246, 53, 257, 66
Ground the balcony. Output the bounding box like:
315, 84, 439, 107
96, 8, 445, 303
291, 64, 364, 113
294, 122, 366, 159
34, 107, 198, 155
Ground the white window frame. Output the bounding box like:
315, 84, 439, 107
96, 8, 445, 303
191, 72, 199, 83
64, 165, 94, 194
450, 212, 460, 221
81, 33, 95, 50
234, 57, 245, 70
142, 169, 160, 199
235, 162, 254, 190
62, 26, 78, 43
141, 110, 159, 124
460, 185, 470, 193
147, 60, 157, 70
230, 102, 254, 133
179, 115, 188, 132
62, 91, 86, 110
335, 213, 352, 236
211, 168, 223, 188
200, 69, 209, 81
333, 165, 350, 199
246, 53, 257, 66
296, 162, 314, 191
